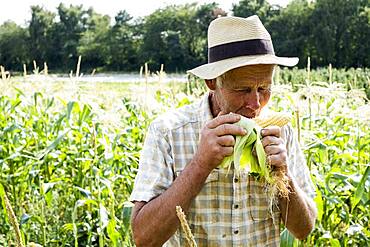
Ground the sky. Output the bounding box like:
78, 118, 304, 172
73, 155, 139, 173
0, 0, 291, 26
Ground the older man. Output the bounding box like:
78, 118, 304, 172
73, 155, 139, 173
130, 15, 317, 246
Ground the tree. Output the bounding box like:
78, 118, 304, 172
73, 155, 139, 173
139, 5, 187, 71
267, 0, 314, 68
350, 5, 370, 67
192, 3, 227, 66
51, 3, 88, 70
0, 21, 29, 70
28, 5, 55, 67
139, 3, 225, 72
1, 0, 368, 72
232, 0, 278, 23
310, 0, 370, 67
106, 10, 140, 71
77, 8, 111, 71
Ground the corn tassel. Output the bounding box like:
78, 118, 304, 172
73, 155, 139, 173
176, 206, 197, 247
0, 186, 25, 247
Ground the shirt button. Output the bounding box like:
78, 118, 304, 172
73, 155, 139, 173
234, 230, 239, 234
234, 204, 239, 209
234, 178, 239, 182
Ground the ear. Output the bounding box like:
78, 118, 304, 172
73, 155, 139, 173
205, 79, 217, 90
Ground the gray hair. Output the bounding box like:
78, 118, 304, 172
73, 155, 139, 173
216, 74, 226, 88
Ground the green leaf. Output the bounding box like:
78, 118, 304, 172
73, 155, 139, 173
280, 228, 298, 247
45, 97, 55, 111
33, 92, 43, 107
75, 187, 92, 198
0, 184, 7, 219
61, 223, 74, 233
329, 239, 341, 247
20, 214, 31, 226
3, 124, 20, 134
122, 204, 132, 226
107, 219, 121, 247
318, 147, 328, 164
99, 204, 109, 231
74, 199, 97, 208
313, 181, 324, 222
66, 101, 76, 121
42, 182, 57, 195
78, 104, 92, 126
45, 191, 53, 206
351, 165, 370, 211
220, 116, 270, 182
36, 129, 70, 159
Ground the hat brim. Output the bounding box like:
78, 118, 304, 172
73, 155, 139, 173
187, 54, 299, 79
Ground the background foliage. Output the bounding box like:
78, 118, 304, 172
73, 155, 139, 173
0, 0, 369, 73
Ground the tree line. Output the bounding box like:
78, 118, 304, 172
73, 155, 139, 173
0, 0, 368, 74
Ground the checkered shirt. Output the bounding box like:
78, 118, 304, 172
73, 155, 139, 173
130, 92, 316, 246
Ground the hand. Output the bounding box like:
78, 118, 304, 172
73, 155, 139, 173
193, 113, 247, 173
261, 126, 288, 175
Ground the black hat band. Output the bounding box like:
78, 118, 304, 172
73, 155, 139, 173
208, 39, 275, 63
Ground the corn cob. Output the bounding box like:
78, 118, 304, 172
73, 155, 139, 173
253, 112, 291, 128
221, 112, 292, 198
176, 206, 197, 247
253, 112, 292, 198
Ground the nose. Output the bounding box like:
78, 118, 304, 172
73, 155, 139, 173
244, 90, 260, 110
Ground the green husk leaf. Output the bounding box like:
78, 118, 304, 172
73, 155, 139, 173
221, 116, 272, 183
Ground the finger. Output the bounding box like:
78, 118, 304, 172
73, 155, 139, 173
206, 113, 241, 129
267, 153, 287, 167
217, 110, 226, 117
261, 126, 281, 138
261, 136, 283, 148
214, 123, 246, 136
221, 146, 234, 156
264, 144, 285, 155
217, 135, 235, 147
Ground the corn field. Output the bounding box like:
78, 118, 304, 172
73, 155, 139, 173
0, 66, 369, 246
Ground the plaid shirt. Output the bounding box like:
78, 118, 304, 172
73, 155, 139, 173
130, 92, 316, 246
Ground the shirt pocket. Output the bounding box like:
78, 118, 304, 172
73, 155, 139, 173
247, 176, 278, 221
175, 169, 220, 226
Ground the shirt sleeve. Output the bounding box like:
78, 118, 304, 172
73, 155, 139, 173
283, 125, 316, 199
129, 122, 174, 202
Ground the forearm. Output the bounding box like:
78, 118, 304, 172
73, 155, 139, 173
131, 160, 210, 247
279, 176, 317, 240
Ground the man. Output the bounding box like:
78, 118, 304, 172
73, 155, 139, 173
130, 15, 317, 246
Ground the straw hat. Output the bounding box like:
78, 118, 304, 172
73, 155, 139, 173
187, 15, 298, 79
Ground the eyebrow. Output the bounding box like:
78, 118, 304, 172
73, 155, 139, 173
231, 82, 271, 89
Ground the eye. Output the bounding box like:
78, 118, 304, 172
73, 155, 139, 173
258, 87, 270, 92
232, 87, 251, 93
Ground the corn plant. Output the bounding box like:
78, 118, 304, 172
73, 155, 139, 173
0, 66, 369, 246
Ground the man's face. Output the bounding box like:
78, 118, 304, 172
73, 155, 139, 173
213, 65, 274, 118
